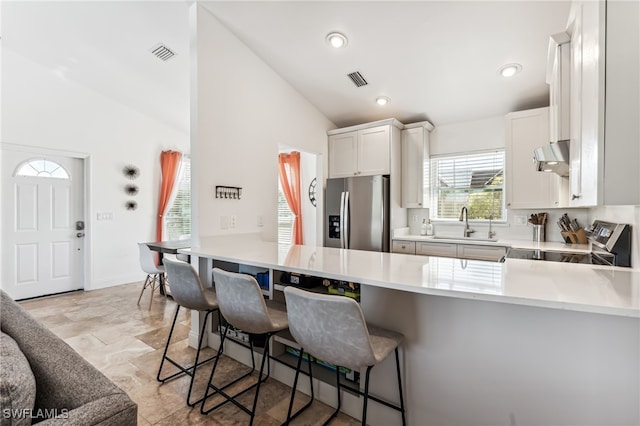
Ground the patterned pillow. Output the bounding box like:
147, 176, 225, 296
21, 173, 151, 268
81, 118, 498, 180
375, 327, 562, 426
0, 332, 36, 426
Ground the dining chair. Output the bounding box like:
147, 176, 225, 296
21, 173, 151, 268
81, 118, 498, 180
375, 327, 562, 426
137, 242, 165, 310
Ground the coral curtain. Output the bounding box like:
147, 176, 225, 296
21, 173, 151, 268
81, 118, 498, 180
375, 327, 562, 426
278, 151, 303, 244
156, 150, 182, 243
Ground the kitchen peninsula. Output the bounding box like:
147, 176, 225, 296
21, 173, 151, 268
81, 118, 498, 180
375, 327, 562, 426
183, 234, 639, 426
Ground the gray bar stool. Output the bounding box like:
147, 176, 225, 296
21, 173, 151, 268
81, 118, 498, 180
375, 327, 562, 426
137, 242, 166, 310
158, 258, 221, 406
201, 268, 288, 425
283, 286, 406, 426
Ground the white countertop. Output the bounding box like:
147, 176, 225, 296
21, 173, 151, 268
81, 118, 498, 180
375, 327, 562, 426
184, 235, 639, 318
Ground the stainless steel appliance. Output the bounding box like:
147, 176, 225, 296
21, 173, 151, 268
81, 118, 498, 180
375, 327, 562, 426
505, 220, 632, 267
324, 175, 389, 252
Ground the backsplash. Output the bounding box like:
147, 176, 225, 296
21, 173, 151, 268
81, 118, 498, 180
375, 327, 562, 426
407, 207, 590, 243
406, 205, 638, 269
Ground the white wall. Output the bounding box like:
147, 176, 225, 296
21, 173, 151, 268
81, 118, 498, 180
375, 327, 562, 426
423, 114, 590, 242
430, 115, 505, 155
192, 5, 333, 242
1, 50, 188, 289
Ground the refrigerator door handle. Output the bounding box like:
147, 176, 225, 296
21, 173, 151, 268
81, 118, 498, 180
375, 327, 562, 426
339, 191, 346, 248
344, 191, 350, 249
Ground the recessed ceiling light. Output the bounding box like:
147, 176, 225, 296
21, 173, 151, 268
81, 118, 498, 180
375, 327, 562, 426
376, 96, 390, 106
498, 63, 522, 77
326, 32, 348, 49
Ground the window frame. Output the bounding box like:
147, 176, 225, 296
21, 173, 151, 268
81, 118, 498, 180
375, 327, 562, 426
429, 149, 506, 223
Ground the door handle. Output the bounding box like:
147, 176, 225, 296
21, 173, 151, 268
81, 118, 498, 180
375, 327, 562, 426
344, 191, 350, 249
76, 232, 85, 238
339, 192, 346, 249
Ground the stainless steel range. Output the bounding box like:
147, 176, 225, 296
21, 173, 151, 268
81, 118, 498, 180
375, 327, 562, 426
505, 220, 632, 267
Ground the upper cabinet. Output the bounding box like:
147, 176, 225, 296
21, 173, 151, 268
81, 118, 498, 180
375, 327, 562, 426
546, 32, 571, 143
566, 0, 640, 206
401, 121, 433, 208
328, 119, 403, 178
505, 107, 567, 209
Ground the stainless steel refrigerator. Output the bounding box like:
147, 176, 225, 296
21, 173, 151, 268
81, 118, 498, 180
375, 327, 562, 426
324, 175, 390, 252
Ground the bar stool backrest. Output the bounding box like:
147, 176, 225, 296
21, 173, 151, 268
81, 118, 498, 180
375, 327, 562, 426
138, 243, 162, 274
164, 258, 215, 311
212, 268, 275, 334
283, 286, 376, 370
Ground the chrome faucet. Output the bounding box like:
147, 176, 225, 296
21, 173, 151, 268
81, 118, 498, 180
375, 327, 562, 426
488, 215, 496, 239
459, 206, 475, 237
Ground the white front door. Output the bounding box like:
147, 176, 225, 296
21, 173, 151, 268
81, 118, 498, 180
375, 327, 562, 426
1, 149, 85, 300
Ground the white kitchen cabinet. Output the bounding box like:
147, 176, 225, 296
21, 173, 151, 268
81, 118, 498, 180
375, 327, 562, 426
416, 242, 457, 258
328, 120, 402, 178
328, 131, 357, 178
566, 0, 640, 206
547, 32, 571, 143
456, 244, 506, 262
401, 121, 434, 208
505, 107, 567, 209
392, 240, 416, 255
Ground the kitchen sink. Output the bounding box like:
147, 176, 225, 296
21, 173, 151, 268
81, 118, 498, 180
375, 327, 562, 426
430, 236, 499, 243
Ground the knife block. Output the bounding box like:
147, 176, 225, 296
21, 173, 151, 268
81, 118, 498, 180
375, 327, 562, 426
561, 228, 588, 244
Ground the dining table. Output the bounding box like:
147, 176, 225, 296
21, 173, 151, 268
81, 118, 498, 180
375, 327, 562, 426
144, 239, 191, 295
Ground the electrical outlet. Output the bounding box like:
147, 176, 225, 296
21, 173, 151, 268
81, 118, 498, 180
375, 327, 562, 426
412, 215, 419, 223
515, 215, 527, 225
220, 216, 229, 230
257, 215, 264, 227
230, 215, 237, 229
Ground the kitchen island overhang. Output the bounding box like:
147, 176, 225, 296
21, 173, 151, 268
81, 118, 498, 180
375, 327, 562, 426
180, 235, 640, 426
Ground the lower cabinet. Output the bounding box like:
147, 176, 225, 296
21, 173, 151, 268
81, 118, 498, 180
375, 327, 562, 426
416, 242, 457, 258
392, 240, 416, 254
395, 240, 507, 262
456, 245, 507, 262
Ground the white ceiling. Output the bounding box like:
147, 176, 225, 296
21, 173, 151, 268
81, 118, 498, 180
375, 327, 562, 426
3, 1, 572, 131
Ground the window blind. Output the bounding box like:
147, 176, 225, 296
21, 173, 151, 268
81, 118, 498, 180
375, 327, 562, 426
277, 183, 294, 244
165, 158, 191, 240
430, 150, 505, 220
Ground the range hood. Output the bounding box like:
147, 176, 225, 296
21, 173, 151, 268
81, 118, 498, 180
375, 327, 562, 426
534, 140, 569, 177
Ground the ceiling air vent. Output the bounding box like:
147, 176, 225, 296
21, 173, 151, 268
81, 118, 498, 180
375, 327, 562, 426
150, 43, 176, 62
347, 71, 368, 87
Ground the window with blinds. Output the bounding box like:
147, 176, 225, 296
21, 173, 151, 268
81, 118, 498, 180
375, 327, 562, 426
277, 183, 294, 244
165, 158, 191, 240
429, 150, 505, 221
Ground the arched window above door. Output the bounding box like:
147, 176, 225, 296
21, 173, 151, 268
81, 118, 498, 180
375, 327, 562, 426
15, 159, 70, 179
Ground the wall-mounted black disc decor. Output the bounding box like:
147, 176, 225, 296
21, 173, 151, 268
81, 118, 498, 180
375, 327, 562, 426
123, 165, 140, 180
125, 184, 139, 196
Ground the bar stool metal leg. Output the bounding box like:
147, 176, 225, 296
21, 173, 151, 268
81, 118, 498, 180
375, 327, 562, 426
200, 327, 268, 417
283, 348, 315, 425
395, 348, 406, 426
361, 365, 374, 426
323, 367, 342, 426
157, 306, 221, 406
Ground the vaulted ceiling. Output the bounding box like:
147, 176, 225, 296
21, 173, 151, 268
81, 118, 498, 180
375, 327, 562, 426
3, 1, 572, 131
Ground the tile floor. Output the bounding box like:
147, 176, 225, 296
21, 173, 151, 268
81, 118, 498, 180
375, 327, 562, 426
19, 282, 361, 425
